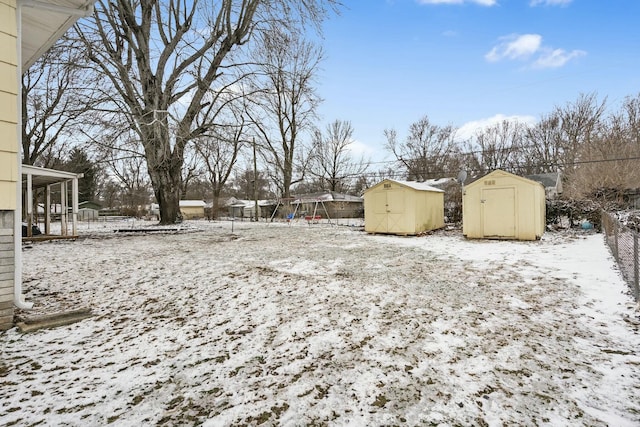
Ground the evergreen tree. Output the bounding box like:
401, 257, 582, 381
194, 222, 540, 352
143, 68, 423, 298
63, 147, 98, 202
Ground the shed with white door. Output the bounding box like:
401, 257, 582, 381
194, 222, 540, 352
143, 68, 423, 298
462, 169, 545, 241
364, 179, 444, 235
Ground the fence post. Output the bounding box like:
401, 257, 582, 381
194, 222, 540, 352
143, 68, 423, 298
634, 232, 639, 301
614, 220, 619, 261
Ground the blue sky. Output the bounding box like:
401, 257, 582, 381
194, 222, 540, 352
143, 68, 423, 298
315, 0, 640, 162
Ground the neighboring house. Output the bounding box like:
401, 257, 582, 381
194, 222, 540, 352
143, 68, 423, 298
179, 200, 206, 220
363, 179, 444, 236
463, 169, 545, 241
0, 0, 96, 329
79, 200, 102, 211
292, 191, 364, 219
526, 172, 563, 199
149, 203, 160, 218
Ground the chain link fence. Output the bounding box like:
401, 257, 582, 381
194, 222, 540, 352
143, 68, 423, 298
601, 211, 640, 301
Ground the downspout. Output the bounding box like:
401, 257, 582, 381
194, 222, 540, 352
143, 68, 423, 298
14, 3, 32, 309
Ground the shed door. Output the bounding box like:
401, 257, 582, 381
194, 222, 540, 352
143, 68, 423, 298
371, 188, 405, 232
386, 189, 405, 232
372, 191, 389, 232
482, 187, 515, 238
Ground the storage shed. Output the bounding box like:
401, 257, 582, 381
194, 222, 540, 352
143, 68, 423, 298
462, 169, 545, 241
364, 179, 444, 235
179, 200, 206, 220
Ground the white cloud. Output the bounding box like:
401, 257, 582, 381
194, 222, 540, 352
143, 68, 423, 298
532, 48, 586, 68
346, 139, 378, 160
485, 34, 585, 69
455, 114, 537, 141
485, 34, 542, 62
530, 0, 572, 6
417, 0, 497, 6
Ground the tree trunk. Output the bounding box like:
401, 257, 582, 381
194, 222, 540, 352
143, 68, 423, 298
144, 121, 184, 224
212, 186, 222, 220
150, 168, 182, 224
282, 158, 293, 200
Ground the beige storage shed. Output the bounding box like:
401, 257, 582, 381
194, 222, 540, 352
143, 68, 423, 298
364, 179, 444, 235
463, 169, 545, 241
179, 200, 206, 219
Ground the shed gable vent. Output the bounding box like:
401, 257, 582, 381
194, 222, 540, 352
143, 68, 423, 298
384, 183, 392, 189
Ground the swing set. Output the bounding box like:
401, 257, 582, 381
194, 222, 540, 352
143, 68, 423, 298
269, 196, 333, 225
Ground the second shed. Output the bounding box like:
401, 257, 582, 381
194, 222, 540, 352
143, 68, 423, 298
462, 169, 545, 241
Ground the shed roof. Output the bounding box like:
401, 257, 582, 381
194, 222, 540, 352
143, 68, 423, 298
422, 177, 457, 188
179, 200, 206, 208
367, 179, 444, 193
466, 169, 544, 189
525, 172, 561, 189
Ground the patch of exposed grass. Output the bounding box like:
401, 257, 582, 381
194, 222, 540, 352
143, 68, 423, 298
372, 394, 389, 408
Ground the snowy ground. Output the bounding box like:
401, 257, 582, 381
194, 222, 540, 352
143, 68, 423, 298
1, 219, 640, 426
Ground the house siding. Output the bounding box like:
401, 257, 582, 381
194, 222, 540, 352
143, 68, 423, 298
0, 0, 17, 329
0, 0, 18, 211
0, 211, 14, 330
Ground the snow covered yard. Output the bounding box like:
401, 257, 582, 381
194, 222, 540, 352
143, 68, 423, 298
1, 221, 640, 426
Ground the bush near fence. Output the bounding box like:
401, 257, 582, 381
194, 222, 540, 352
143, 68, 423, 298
601, 211, 640, 301
546, 199, 602, 230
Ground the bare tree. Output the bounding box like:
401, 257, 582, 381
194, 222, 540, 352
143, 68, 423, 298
309, 120, 369, 193
76, 0, 337, 224
247, 27, 323, 199
555, 92, 607, 173
231, 168, 272, 200
620, 93, 640, 147
195, 116, 246, 218
22, 37, 98, 167
521, 114, 563, 174
103, 152, 152, 214
384, 115, 459, 181
92, 129, 151, 213
566, 94, 640, 200
466, 119, 525, 176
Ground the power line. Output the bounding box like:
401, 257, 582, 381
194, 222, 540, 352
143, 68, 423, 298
338, 153, 640, 182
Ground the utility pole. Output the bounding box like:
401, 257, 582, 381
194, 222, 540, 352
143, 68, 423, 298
253, 137, 259, 222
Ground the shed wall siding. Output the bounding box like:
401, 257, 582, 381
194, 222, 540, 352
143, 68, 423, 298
364, 180, 444, 235
463, 170, 545, 241
180, 207, 205, 219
